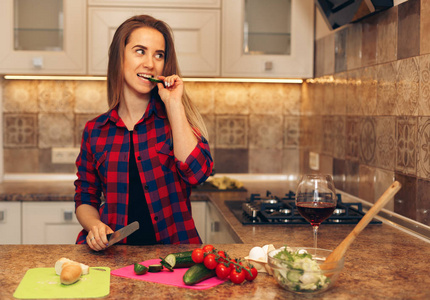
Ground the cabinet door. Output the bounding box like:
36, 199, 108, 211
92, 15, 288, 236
206, 202, 240, 244
22, 202, 82, 244
0, 202, 21, 244
0, 0, 86, 75
222, 0, 314, 78
191, 201, 207, 243
89, 7, 220, 76
89, 0, 220, 8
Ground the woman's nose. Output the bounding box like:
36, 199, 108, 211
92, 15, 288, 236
142, 55, 154, 69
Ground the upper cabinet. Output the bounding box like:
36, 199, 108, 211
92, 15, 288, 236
88, 6, 220, 76
222, 0, 314, 78
0, 0, 86, 75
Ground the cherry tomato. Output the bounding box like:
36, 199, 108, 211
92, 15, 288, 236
191, 248, 204, 263
230, 268, 246, 284
202, 244, 214, 253
203, 253, 218, 270
215, 263, 230, 279
217, 250, 226, 258
244, 267, 258, 281
228, 259, 236, 271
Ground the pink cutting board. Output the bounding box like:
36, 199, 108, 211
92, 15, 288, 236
111, 259, 226, 290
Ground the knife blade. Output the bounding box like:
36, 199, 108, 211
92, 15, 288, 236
106, 221, 139, 247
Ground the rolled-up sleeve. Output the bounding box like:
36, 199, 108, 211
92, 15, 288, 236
74, 123, 102, 211
177, 136, 213, 185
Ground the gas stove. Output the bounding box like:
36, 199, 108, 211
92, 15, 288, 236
225, 191, 382, 225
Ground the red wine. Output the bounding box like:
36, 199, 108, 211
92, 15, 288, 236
296, 202, 336, 226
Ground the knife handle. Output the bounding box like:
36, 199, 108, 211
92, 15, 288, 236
106, 233, 112, 241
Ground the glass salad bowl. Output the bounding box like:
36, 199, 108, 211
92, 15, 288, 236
268, 247, 344, 294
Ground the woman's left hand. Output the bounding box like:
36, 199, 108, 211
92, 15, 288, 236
157, 75, 184, 106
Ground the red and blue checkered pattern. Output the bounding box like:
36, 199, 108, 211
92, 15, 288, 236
74, 95, 213, 244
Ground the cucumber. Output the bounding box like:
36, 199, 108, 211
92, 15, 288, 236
183, 263, 216, 285
134, 263, 148, 275
159, 257, 174, 272
287, 269, 303, 282
148, 264, 163, 272
164, 251, 195, 268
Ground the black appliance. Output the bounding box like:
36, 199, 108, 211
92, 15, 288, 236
225, 191, 382, 225
315, 0, 394, 30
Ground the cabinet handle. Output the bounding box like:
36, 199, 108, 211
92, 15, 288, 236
64, 211, 73, 221
0, 210, 4, 221
265, 61, 273, 71
211, 221, 220, 232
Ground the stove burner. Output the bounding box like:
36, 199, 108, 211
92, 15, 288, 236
225, 190, 382, 226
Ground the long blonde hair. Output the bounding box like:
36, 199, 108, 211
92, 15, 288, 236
107, 15, 208, 140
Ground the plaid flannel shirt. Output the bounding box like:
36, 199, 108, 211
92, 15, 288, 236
74, 95, 213, 244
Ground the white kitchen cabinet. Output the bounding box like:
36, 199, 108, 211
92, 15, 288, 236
0, 0, 86, 75
221, 0, 314, 78
22, 202, 82, 245
191, 200, 240, 244
0, 202, 21, 244
88, 7, 220, 76
88, 0, 220, 8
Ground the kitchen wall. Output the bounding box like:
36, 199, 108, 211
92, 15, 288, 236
1, 80, 301, 175
303, 0, 430, 226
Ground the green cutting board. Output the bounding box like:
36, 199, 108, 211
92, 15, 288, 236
13, 267, 110, 299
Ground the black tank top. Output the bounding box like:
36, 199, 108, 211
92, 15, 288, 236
127, 132, 157, 245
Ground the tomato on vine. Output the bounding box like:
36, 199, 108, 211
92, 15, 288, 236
215, 263, 230, 279
202, 244, 215, 253
230, 268, 246, 284
191, 248, 204, 263
203, 253, 218, 270
244, 266, 258, 281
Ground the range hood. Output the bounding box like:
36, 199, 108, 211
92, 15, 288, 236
315, 0, 394, 30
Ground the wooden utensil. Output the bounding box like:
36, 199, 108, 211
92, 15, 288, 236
322, 181, 402, 269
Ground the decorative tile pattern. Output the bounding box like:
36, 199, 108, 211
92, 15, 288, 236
333, 116, 346, 159
283, 116, 299, 148
376, 62, 397, 116
38, 113, 74, 149
361, 66, 378, 116
322, 116, 335, 156
248, 114, 283, 149
397, 57, 419, 116
417, 117, 430, 178
359, 117, 376, 165
418, 54, 430, 115
398, 0, 420, 60
375, 117, 396, 170
346, 22, 362, 71
38, 81, 74, 113
186, 82, 215, 115
3, 80, 38, 113
249, 83, 285, 115
3, 114, 37, 147
376, 7, 398, 64
74, 81, 108, 114
214, 83, 250, 115
215, 116, 248, 149
345, 116, 360, 161
396, 117, 417, 175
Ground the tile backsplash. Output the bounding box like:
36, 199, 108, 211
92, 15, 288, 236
1, 80, 301, 175
306, 0, 430, 226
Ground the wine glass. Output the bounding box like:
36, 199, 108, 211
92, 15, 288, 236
295, 174, 337, 249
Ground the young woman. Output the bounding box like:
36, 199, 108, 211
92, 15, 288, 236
74, 15, 213, 251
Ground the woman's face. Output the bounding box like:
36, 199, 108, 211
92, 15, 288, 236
123, 27, 165, 98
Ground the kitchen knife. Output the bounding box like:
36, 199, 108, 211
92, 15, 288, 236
106, 221, 139, 247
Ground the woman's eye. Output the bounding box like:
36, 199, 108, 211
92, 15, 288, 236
136, 49, 144, 55
155, 53, 164, 59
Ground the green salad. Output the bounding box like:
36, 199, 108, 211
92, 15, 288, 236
272, 247, 330, 292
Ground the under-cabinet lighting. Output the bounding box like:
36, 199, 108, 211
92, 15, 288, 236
4, 75, 303, 84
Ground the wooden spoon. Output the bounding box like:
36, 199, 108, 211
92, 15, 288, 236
321, 181, 402, 269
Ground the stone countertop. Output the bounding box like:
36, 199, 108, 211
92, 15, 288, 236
1, 180, 430, 299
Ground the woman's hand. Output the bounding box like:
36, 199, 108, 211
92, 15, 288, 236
86, 222, 114, 251
157, 75, 184, 106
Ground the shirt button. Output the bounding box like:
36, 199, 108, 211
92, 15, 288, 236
201, 137, 207, 143
154, 216, 158, 221
169, 146, 173, 151
144, 185, 149, 190
137, 156, 141, 161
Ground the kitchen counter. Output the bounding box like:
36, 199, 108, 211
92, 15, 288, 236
1, 178, 430, 299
